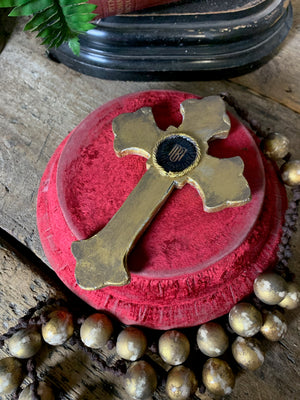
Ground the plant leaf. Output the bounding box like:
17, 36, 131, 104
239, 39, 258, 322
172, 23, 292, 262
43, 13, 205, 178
9, 0, 54, 16
37, 20, 62, 37
68, 36, 80, 55
62, 3, 96, 16
24, 6, 58, 30
59, 0, 86, 6
67, 12, 95, 24
0, 0, 97, 54
0, 0, 32, 7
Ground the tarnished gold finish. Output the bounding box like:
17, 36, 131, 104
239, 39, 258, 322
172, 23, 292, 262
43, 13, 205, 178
280, 160, 300, 186
19, 382, 55, 400
158, 330, 190, 366
202, 358, 235, 396
80, 313, 113, 349
232, 337, 264, 371
0, 357, 23, 395
254, 272, 288, 305
116, 327, 147, 361
73, 168, 174, 289
166, 366, 198, 400
8, 328, 42, 359
42, 310, 74, 346
260, 310, 287, 341
261, 132, 289, 160
196, 322, 229, 357
124, 360, 157, 400
278, 282, 300, 310
73, 96, 251, 290
229, 303, 262, 337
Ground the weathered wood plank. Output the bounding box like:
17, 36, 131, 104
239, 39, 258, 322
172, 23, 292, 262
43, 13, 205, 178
231, 0, 300, 113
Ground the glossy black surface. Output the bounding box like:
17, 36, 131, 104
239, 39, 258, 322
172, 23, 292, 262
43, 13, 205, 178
49, 0, 293, 80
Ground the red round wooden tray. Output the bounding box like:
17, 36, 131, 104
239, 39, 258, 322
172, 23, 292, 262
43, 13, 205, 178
37, 90, 287, 329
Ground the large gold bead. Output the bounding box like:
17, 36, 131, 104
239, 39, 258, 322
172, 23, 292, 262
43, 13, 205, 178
278, 282, 300, 310
202, 358, 235, 396
116, 327, 147, 361
260, 310, 287, 341
124, 360, 157, 400
19, 382, 55, 400
158, 330, 190, 366
229, 303, 262, 337
261, 132, 289, 160
232, 337, 264, 371
280, 160, 300, 186
166, 366, 198, 400
8, 328, 42, 359
197, 322, 229, 357
0, 357, 23, 395
254, 273, 288, 305
80, 313, 113, 349
42, 310, 74, 346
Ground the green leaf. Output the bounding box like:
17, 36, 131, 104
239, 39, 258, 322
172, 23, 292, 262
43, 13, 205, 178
0, 0, 31, 7
68, 36, 80, 55
2, 0, 97, 55
9, 0, 54, 16
50, 32, 65, 47
70, 21, 93, 31
41, 29, 61, 45
24, 6, 57, 30
62, 3, 96, 16
32, 13, 60, 31
67, 12, 95, 24
37, 20, 62, 37
59, 0, 86, 6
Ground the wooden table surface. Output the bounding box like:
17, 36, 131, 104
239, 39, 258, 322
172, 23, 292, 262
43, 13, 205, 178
0, 1, 299, 398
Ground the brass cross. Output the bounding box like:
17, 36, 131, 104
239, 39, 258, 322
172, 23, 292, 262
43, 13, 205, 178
72, 96, 251, 290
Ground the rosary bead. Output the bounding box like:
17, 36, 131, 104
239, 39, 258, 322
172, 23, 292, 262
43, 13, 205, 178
80, 313, 113, 349
116, 327, 147, 361
278, 282, 300, 309
8, 328, 42, 359
202, 358, 235, 396
261, 132, 289, 160
158, 330, 190, 366
124, 360, 157, 400
166, 365, 198, 400
166, 366, 198, 400
254, 273, 288, 305
229, 303, 262, 337
42, 310, 74, 346
0, 357, 23, 395
260, 310, 287, 341
196, 322, 229, 357
232, 337, 264, 371
19, 382, 55, 400
280, 160, 300, 186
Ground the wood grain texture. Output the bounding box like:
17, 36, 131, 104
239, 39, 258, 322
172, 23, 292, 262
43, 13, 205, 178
230, 0, 300, 113
0, 2, 299, 398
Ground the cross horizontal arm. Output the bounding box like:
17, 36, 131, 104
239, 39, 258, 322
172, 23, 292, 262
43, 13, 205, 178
187, 155, 251, 212
112, 107, 164, 158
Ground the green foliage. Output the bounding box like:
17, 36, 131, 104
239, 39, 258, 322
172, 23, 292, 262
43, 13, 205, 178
0, 0, 97, 55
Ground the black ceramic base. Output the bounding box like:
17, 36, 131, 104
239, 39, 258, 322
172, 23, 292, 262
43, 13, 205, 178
49, 0, 293, 81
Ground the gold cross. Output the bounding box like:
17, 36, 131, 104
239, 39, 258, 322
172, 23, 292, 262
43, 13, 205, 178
72, 96, 251, 290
